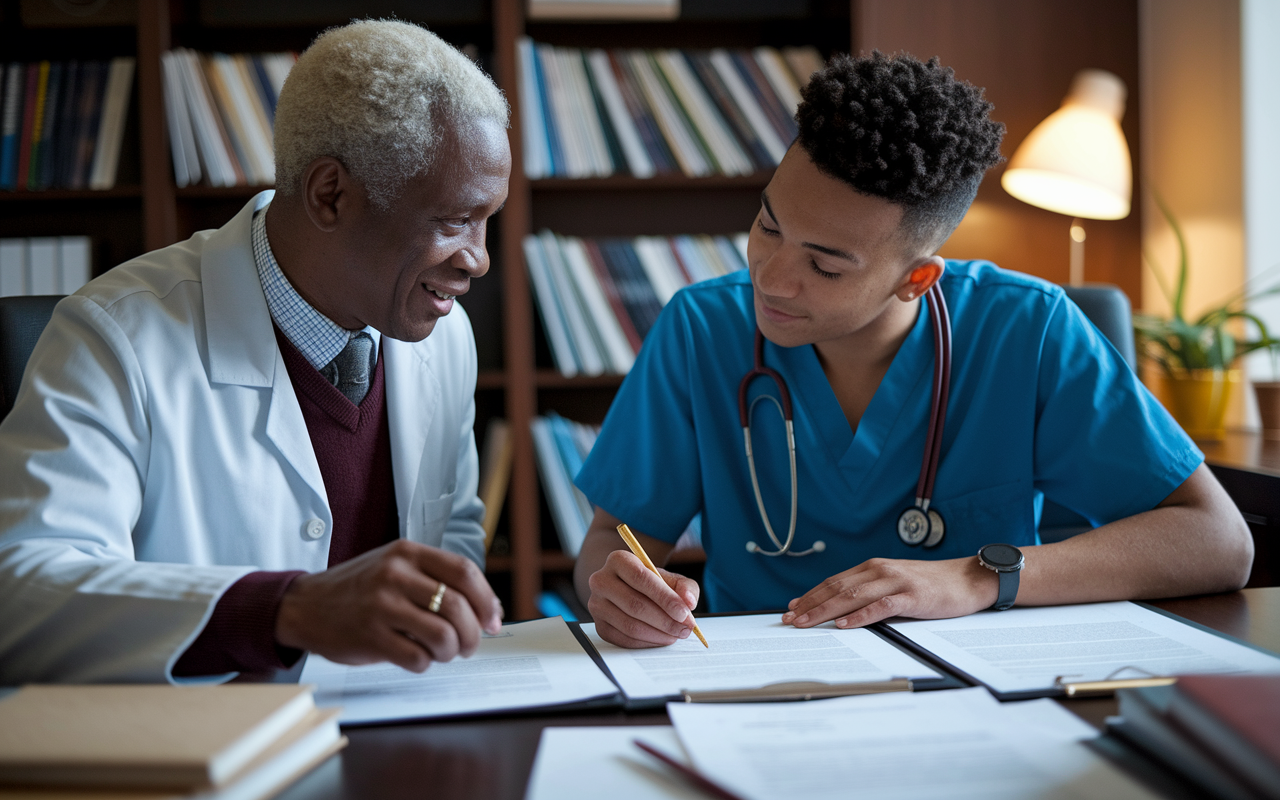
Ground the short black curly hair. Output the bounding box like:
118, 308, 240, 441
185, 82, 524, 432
797, 51, 1005, 253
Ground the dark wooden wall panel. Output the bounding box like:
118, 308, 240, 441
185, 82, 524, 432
853, 0, 1142, 304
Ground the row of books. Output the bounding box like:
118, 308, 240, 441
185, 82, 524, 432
516, 40, 823, 179
523, 230, 748, 376
0, 236, 93, 297
0, 684, 344, 800
1111, 674, 1279, 800
161, 49, 296, 188
531, 412, 600, 557
532, 410, 702, 558
0, 59, 136, 192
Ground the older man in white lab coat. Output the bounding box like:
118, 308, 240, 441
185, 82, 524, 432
0, 21, 511, 683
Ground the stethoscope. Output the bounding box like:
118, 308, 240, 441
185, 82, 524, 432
738, 283, 953, 556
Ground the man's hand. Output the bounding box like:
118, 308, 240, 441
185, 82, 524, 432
587, 549, 700, 648
275, 539, 503, 672
781, 556, 999, 629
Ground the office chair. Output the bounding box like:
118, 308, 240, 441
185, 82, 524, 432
1038, 284, 1136, 543
0, 295, 64, 420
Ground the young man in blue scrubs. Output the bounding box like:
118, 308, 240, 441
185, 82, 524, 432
572, 51, 1254, 649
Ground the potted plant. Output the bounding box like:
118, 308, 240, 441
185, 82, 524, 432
1133, 194, 1280, 440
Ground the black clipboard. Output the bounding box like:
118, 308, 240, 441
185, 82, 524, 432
573, 616, 968, 712
871, 602, 1280, 702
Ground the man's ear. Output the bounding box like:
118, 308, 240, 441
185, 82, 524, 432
300, 157, 350, 233
894, 256, 946, 302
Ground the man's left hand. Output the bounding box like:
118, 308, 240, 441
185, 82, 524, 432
781, 556, 1000, 629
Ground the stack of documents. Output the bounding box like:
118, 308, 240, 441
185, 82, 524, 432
526, 688, 1161, 800
0, 684, 343, 800
300, 603, 1280, 727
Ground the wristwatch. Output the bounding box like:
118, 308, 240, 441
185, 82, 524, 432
977, 544, 1024, 611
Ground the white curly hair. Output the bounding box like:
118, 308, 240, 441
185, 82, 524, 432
273, 19, 509, 210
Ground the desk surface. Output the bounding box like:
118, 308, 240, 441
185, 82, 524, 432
1198, 429, 1280, 477
277, 587, 1280, 800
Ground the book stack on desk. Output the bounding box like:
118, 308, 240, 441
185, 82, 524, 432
1109, 674, 1280, 800
0, 684, 345, 800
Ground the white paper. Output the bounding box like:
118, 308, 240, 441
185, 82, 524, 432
668, 687, 1160, 800
301, 617, 619, 724
888, 601, 1280, 694
525, 726, 705, 800
581, 613, 940, 701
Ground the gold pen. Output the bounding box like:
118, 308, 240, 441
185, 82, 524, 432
616, 523, 709, 648
1059, 676, 1176, 698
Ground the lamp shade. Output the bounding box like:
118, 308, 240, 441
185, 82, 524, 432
1001, 69, 1132, 220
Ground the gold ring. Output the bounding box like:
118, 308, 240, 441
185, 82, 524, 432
428, 582, 447, 613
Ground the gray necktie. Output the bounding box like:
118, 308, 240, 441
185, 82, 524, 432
321, 332, 374, 405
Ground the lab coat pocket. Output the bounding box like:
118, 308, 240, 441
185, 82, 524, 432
931, 479, 1035, 556
419, 489, 457, 545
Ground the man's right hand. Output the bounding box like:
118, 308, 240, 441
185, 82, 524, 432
275, 539, 502, 672
586, 549, 701, 648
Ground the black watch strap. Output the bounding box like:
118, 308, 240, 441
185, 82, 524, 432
993, 569, 1019, 611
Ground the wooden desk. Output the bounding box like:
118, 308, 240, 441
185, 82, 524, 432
276, 587, 1280, 800
1198, 430, 1280, 587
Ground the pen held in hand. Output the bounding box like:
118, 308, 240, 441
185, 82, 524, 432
633, 739, 747, 800
616, 523, 709, 648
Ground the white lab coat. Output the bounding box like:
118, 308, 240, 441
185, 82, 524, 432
0, 192, 486, 683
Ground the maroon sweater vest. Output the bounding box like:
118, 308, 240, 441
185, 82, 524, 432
174, 328, 399, 676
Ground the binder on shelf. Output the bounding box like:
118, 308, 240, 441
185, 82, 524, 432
478, 417, 514, 552
0, 236, 93, 298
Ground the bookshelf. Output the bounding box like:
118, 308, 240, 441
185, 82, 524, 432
2, 0, 1143, 621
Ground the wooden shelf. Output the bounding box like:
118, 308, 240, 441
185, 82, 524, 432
535, 370, 625, 389
0, 187, 142, 201
175, 185, 273, 199
476, 370, 507, 390
532, 172, 773, 191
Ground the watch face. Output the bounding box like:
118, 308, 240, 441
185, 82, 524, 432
980, 544, 1022, 569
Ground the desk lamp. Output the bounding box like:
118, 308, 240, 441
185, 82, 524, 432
1001, 69, 1132, 286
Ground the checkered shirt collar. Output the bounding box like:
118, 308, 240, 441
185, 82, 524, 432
251, 206, 379, 371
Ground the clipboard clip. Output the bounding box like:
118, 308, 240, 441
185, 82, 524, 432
1053, 666, 1177, 698
680, 678, 913, 703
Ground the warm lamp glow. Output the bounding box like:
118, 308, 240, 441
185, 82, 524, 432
1001, 70, 1132, 220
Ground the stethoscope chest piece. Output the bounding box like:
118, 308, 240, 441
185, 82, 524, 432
896, 505, 946, 548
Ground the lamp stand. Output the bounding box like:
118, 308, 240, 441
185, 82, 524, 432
1069, 218, 1086, 287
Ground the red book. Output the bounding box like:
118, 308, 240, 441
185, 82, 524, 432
14, 64, 38, 191
1168, 673, 1280, 798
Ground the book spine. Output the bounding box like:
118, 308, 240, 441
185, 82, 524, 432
688, 51, 772, 171
626, 50, 709, 177
54, 61, 81, 189
176, 49, 234, 187
539, 230, 605, 375
655, 49, 752, 176
0, 63, 24, 190
89, 57, 135, 190
586, 49, 653, 178
24, 62, 50, 190
516, 38, 551, 179
247, 55, 278, 127
229, 54, 275, 183
754, 46, 803, 118
607, 51, 676, 174
70, 60, 105, 190
561, 235, 636, 372
729, 50, 796, 148
530, 417, 589, 557
581, 238, 642, 353
559, 48, 610, 176
536, 44, 574, 177
600, 239, 663, 340
204, 54, 258, 185
35, 61, 64, 190
579, 50, 627, 175
161, 53, 191, 188
522, 234, 580, 376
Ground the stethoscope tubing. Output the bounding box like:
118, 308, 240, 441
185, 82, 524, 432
740, 283, 951, 556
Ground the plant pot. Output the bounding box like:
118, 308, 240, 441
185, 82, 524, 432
1254, 382, 1280, 440
1161, 369, 1241, 441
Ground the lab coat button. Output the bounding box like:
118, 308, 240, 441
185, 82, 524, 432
304, 519, 326, 540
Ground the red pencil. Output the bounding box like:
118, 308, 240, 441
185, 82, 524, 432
633, 739, 747, 800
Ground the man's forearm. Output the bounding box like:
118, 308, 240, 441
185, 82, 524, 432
1017, 465, 1253, 605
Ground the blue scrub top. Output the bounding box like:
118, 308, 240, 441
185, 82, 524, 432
575, 261, 1203, 612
